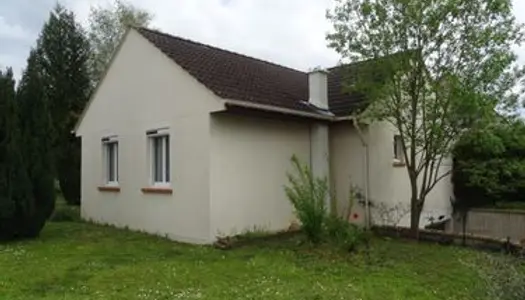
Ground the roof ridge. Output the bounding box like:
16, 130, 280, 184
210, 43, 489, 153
136, 26, 307, 75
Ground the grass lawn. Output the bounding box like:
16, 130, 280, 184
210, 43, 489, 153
0, 222, 488, 300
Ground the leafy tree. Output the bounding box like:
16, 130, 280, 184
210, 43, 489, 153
453, 120, 525, 205
0, 68, 36, 240
327, 0, 524, 232
16, 50, 56, 235
452, 119, 525, 243
87, 0, 152, 83
38, 4, 91, 205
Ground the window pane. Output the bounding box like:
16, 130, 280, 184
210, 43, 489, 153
165, 136, 170, 182
153, 137, 163, 182
394, 136, 399, 159
107, 143, 115, 182
394, 135, 404, 161
115, 143, 119, 181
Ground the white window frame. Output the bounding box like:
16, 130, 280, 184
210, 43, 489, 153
147, 128, 170, 187
102, 136, 119, 186
393, 134, 405, 163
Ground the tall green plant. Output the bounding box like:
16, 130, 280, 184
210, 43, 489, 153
284, 155, 328, 244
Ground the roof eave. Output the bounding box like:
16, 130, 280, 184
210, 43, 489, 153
222, 99, 336, 121
222, 99, 363, 123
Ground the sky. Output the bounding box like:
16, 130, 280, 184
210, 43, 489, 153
1, 0, 525, 80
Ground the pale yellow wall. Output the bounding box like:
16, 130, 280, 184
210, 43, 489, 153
209, 114, 311, 237
77, 29, 222, 243
330, 121, 452, 227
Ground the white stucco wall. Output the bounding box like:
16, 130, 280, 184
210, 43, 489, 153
209, 114, 311, 237
330, 121, 453, 227
330, 122, 368, 224
77, 29, 222, 244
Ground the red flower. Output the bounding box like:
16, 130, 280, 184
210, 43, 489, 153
352, 213, 359, 219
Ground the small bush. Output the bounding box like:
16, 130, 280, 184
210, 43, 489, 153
284, 156, 365, 249
325, 215, 364, 251
477, 254, 525, 300
284, 155, 328, 244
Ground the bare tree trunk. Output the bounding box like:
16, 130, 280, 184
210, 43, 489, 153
410, 197, 421, 237
409, 173, 421, 237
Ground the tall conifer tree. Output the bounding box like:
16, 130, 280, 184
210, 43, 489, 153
38, 5, 91, 205
16, 50, 56, 235
0, 68, 35, 239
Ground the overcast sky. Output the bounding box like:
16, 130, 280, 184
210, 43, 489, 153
1, 0, 525, 80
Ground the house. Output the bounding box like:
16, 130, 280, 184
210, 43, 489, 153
74, 27, 452, 244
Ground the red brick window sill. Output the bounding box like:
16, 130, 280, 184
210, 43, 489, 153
141, 187, 173, 195
98, 186, 121, 192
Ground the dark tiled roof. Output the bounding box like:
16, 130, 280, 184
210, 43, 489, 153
137, 27, 367, 117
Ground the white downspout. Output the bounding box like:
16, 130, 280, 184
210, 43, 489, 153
352, 118, 371, 230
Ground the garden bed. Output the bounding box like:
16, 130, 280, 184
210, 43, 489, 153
373, 225, 524, 255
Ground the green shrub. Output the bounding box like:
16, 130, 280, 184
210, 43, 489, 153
453, 121, 525, 207
325, 215, 364, 251
284, 156, 368, 249
284, 155, 328, 244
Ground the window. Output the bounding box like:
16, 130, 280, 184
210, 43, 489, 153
102, 136, 118, 185
393, 134, 404, 162
147, 129, 170, 185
